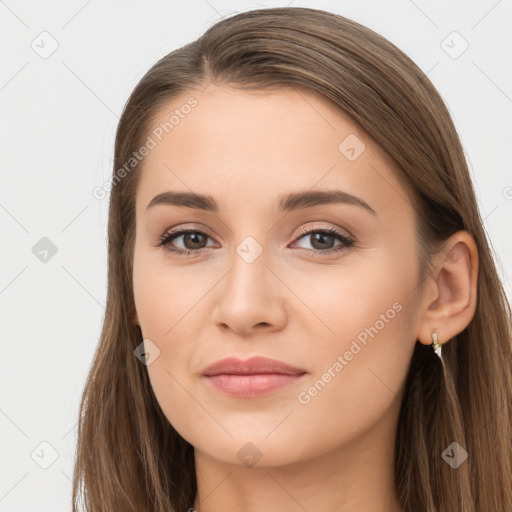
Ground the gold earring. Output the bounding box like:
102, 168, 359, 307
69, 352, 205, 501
432, 331, 442, 361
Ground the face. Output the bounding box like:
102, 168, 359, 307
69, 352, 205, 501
132, 83, 423, 467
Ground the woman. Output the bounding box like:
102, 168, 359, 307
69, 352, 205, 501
72, 7, 512, 511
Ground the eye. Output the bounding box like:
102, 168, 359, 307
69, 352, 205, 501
290, 226, 354, 256
155, 228, 217, 256
155, 225, 355, 257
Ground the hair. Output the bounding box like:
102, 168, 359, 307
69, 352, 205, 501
72, 6, 512, 512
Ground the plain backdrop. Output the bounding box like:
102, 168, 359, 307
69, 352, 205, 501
1, 1, 511, 510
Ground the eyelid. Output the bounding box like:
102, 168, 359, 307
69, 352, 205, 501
162, 222, 352, 241
294, 223, 353, 239
164, 222, 218, 240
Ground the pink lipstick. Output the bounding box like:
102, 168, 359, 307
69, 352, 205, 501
202, 355, 307, 398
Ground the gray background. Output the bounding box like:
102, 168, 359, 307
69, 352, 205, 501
1, 1, 511, 510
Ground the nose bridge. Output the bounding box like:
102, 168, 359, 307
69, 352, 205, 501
235, 232, 267, 266
226, 232, 270, 298
212, 229, 286, 334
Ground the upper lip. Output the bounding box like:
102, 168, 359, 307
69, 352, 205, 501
202, 356, 307, 376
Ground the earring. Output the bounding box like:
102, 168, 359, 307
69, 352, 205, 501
432, 331, 442, 361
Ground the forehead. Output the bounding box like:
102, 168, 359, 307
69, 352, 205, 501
135, 84, 413, 222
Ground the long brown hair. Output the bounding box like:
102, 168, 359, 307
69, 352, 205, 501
72, 7, 512, 511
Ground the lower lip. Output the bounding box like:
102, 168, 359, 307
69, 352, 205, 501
204, 373, 306, 397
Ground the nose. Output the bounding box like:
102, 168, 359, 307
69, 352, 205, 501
212, 248, 288, 337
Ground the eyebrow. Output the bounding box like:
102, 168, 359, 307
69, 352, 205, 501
145, 189, 377, 215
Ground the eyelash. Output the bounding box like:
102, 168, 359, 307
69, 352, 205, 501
155, 225, 355, 258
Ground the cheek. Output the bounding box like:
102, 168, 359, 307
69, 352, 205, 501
132, 246, 202, 339
278, 296, 416, 461
132, 252, 212, 441
285, 252, 417, 418
288, 247, 415, 347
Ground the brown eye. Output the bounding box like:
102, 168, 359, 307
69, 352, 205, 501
156, 229, 216, 256
291, 228, 354, 256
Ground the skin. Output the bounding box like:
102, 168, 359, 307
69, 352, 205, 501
132, 83, 479, 512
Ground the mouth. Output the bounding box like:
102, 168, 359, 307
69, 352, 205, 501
203, 373, 307, 397
202, 356, 307, 398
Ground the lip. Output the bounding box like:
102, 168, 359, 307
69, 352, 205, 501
202, 356, 306, 376
202, 356, 307, 398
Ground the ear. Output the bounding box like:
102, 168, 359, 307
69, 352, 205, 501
416, 230, 479, 347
